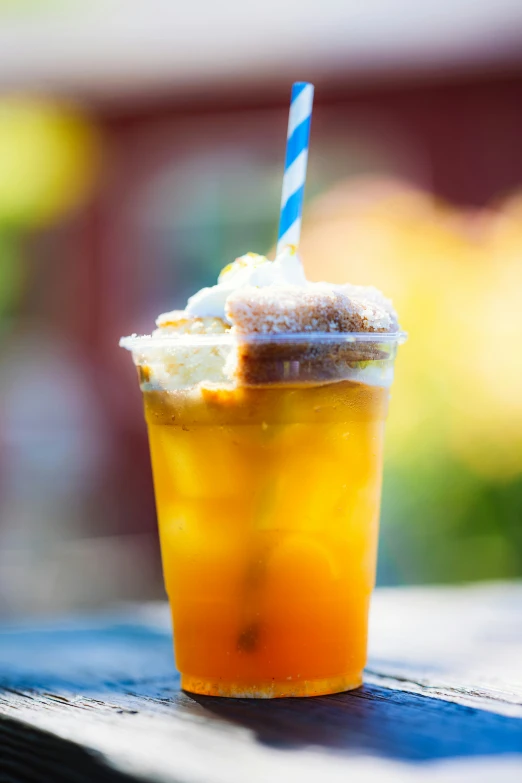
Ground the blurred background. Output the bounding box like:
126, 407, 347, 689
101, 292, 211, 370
0, 0, 521, 615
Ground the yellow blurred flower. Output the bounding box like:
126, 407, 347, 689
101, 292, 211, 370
0, 96, 99, 226
301, 178, 522, 480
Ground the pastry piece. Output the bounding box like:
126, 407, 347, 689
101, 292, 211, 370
225, 284, 393, 385
155, 311, 230, 335
225, 284, 395, 335
135, 312, 231, 390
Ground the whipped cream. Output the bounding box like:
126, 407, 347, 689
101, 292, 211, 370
184, 247, 307, 320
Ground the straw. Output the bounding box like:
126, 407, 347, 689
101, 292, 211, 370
236, 83, 315, 653
276, 81, 314, 254
236, 85, 315, 653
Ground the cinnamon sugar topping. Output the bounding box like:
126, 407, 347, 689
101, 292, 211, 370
225, 284, 397, 335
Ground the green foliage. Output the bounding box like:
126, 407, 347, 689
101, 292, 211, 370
378, 455, 522, 586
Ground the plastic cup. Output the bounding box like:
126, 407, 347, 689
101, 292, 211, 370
121, 331, 405, 698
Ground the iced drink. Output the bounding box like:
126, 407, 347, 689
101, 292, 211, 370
121, 249, 404, 697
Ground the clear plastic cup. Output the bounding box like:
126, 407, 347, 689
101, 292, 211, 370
121, 331, 405, 697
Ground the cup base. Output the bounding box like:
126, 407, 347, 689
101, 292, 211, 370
180, 672, 363, 699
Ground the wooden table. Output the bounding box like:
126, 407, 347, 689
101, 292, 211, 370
1, 583, 521, 782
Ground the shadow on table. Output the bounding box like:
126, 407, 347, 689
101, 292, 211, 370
1, 619, 521, 770
188, 684, 522, 762
0, 715, 137, 783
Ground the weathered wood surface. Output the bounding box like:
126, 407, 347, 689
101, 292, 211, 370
1, 583, 521, 783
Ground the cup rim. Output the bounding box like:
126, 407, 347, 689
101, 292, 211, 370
120, 331, 407, 351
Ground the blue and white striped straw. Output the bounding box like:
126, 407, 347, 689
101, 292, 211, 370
277, 81, 314, 254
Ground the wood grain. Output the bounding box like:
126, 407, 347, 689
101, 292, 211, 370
1, 584, 521, 783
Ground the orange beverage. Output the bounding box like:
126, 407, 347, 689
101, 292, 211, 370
125, 333, 401, 698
